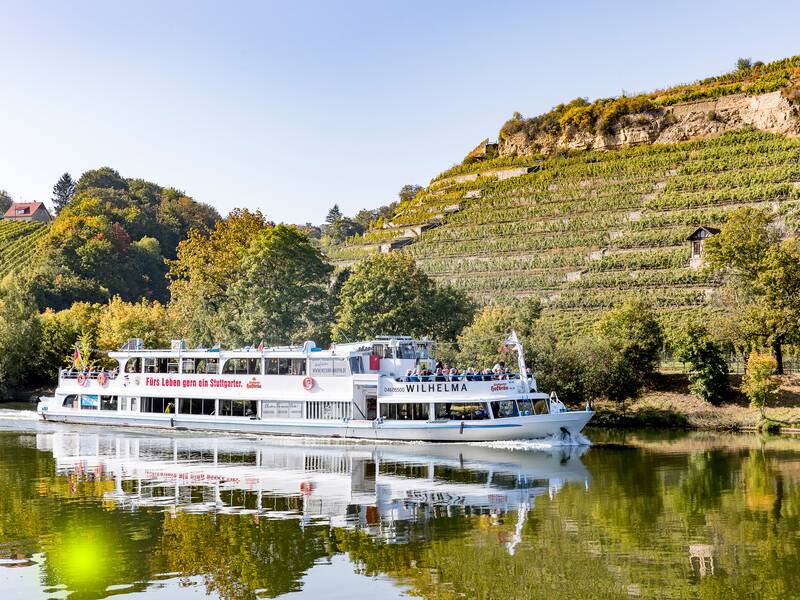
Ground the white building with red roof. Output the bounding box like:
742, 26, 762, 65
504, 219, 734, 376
2, 201, 52, 223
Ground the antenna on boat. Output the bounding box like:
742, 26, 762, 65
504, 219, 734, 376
505, 330, 536, 392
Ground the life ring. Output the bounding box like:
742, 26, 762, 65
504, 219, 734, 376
98, 372, 108, 387
302, 376, 314, 391
76, 373, 88, 386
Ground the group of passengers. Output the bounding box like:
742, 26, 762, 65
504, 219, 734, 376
64, 366, 119, 379
402, 361, 516, 382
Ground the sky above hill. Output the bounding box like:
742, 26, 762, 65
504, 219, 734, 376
1, 0, 799, 224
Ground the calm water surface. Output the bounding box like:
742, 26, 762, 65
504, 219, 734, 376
1, 408, 799, 599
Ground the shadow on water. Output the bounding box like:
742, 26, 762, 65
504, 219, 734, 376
1, 417, 800, 599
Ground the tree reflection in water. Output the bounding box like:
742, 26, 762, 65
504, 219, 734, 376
1, 429, 800, 599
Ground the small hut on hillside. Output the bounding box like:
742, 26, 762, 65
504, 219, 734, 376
687, 226, 720, 268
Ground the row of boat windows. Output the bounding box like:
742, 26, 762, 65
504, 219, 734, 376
124, 357, 356, 376
379, 399, 549, 421
61, 396, 549, 420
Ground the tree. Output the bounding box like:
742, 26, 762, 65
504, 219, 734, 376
704, 207, 794, 373
52, 172, 76, 214
742, 352, 780, 410
398, 184, 422, 203
168, 209, 272, 345
74, 167, 128, 194
673, 322, 729, 406
333, 254, 474, 342
736, 57, 753, 71
96, 297, 170, 351
0, 189, 12, 214
222, 225, 333, 346
326, 216, 364, 244
457, 299, 541, 368
325, 204, 343, 225
0, 276, 42, 396
595, 299, 663, 376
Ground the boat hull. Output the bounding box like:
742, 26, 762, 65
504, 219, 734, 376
38, 408, 593, 442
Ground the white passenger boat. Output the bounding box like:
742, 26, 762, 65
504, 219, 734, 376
37, 333, 593, 442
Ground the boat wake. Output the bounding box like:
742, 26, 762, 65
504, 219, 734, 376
471, 431, 592, 450
0, 409, 39, 421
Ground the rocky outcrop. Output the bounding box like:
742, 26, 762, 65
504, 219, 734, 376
500, 91, 800, 156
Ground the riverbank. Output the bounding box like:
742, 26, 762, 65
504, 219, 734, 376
591, 373, 800, 432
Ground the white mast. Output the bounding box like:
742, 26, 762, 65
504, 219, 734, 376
505, 330, 536, 392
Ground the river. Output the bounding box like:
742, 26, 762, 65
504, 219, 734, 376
0, 407, 798, 599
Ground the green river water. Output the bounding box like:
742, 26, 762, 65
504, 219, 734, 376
1, 407, 798, 599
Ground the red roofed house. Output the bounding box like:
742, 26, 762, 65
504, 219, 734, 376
3, 201, 52, 223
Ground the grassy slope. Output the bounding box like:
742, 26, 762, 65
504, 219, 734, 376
0, 220, 47, 279
591, 373, 800, 431
330, 129, 800, 331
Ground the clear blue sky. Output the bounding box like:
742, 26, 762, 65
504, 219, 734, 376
1, 1, 798, 224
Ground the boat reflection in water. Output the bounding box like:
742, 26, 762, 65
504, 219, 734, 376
36, 431, 589, 549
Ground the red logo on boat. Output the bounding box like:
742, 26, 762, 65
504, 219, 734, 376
246, 377, 262, 389
302, 376, 315, 391
490, 383, 509, 392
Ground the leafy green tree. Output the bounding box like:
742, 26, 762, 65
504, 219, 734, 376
51, 172, 75, 214
736, 57, 753, 71
457, 298, 541, 368
168, 209, 272, 345
0, 276, 42, 396
595, 299, 663, 377
333, 254, 474, 342
222, 225, 333, 346
742, 352, 780, 410
398, 184, 422, 203
74, 167, 128, 194
674, 322, 730, 405
0, 189, 12, 214
704, 207, 795, 373
34, 302, 102, 381
326, 216, 364, 244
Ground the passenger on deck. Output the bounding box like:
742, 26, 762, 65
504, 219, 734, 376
449, 367, 459, 381
410, 368, 420, 382
434, 367, 446, 382
404, 369, 413, 382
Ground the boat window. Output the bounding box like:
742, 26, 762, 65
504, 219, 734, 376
261, 400, 303, 419
306, 401, 351, 420
434, 402, 489, 420
380, 402, 429, 420
534, 399, 549, 415
219, 399, 257, 417
125, 358, 142, 373
141, 397, 175, 413
349, 356, 363, 374
167, 357, 179, 373
490, 400, 519, 419
62, 395, 77, 408
182, 358, 196, 373
196, 358, 219, 374
414, 342, 432, 360
144, 358, 162, 373
223, 358, 262, 374
179, 398, 216, 415
79, 395, 99, 410
517, 399, 534, 416
309, 358, 349, 377
100, 396, 118, 411
398, 343, 416, 359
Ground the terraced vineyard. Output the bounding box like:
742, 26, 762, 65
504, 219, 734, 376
329, 130, 800, 329
0, 220, 48, 278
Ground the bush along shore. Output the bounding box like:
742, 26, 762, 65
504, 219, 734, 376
590, 373, 800, 433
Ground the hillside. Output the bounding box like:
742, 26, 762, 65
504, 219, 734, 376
0, 220, 48, 279
327, 56, 800, 331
